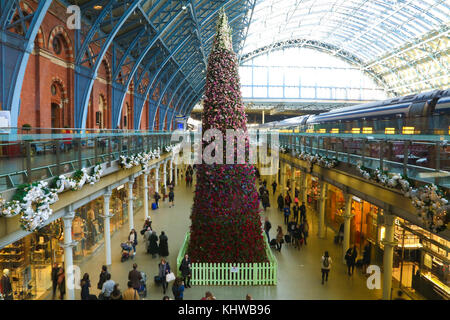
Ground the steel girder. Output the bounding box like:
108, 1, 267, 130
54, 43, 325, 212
74, 0, 143, 129
152, 48, 200, 130
134, 34, 195, 129
0, 0, 52, 127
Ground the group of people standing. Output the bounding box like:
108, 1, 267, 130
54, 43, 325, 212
153, 180, 175, 209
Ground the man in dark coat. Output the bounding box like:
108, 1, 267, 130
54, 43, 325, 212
179, 254, 192, 288
262, 191, 270, 211
128, 263, 142, 290
277, 194, 284, 212
1, 269, 13, 300
149, 231, 159, 258
154, 192, 161, 208
299, 202, 307, 223
51, 263, 59, 299
159, 231, 169, 257
271, 181, 277, 195
264, 217, 272, 243
345, 245, 358, 276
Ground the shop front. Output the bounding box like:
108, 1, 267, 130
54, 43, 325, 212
0, 176, 146, 300
389, 218, 449, 300
307, 175, 319, 211
0, 220, 64, 300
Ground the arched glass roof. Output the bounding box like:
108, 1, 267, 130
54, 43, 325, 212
242, 0, 449, 63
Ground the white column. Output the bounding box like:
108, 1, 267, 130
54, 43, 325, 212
102, 192, 113, 266
382, 214, 396, 300
174, 165, 178, 185
301, 171, 308, 203
169, 160, 173, 183
128, 179, 135, 231
291, 165, 296, 201
155, 165, 160, 193
62, 211, 76, 300
280, 162, 286, 194
343, 192, 353, 263
163, 161, 167, 188
143, 172, 149, 220
318, 181, 328, 238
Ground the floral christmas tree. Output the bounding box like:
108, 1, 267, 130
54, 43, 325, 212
188, 10, 267, 263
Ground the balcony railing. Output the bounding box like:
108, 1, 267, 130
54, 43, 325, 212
0, 127, 177, 191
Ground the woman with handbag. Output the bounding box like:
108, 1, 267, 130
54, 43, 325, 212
179, 254, 192, 288
158, 258, 171, 295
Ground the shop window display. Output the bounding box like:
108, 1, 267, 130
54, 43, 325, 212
0, 220, 64, 300
72, 199, 105, 261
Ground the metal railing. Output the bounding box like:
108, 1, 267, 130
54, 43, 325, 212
0, 127, 177, 191
275, 132, 450, 188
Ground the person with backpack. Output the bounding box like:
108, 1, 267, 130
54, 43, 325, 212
168, 189, 175, 207
321, 251, 332, 284
123, 281, 140, 300
154, 191, 161, 209
264, 217, 272, 243
283, 205, 291, 226
172, 277, 185, 300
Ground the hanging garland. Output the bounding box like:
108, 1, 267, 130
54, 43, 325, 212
356, 162, 448, 233
279, 145, 339, 171
0, 144, 178, 232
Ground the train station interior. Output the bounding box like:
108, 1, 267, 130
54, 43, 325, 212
0, 0, 448, 301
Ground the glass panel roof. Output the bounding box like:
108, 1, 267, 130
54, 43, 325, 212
242, 0, 450, 62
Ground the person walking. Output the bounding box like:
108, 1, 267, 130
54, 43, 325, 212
123, 281, 140, 300
97, 265, 109, 290
172, 277, 185, 300
264, 217, 272, 243
321, 251, 332, 284
144, 227, 152, 253
0, 269, 13, 300
149, 231, 159, 258
51, 263, 59, 299
159, 231, 169, 257
154, 191, 161, 209
110, 284, 122, 300
284, 193, 292, 208
283, 205, 291, 226
293, 224, 303, 249
299, 202, 307, 223
345, 245, 358, 276
80, 273, 94, 300
303, 219, 309, 245
128, 229, 138, 256
292, 203, 299, 223
272, 181, 277, 195
100, 273, 115, 300
158, 258, 171, 295
168, 189, 175, 208
362, 241, 372, 274
128, 263, 142, 291
262, 190, 270, 211
276, 226, 284, 252
57, 266, 65, 300
277, 194, 284, 212
179, 254, 192, 288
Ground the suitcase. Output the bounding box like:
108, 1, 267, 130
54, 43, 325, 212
154, 275, 162, 286
152, 203, 157, 210
284, 234, 291, 243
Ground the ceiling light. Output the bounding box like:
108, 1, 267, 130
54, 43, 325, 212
182, 5, 187, 11
93, 5, 102, 10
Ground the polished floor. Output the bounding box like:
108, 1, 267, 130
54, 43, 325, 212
49, 174, 386, 300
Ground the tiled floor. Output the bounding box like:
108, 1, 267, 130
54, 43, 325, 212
52, 176, 384, 300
